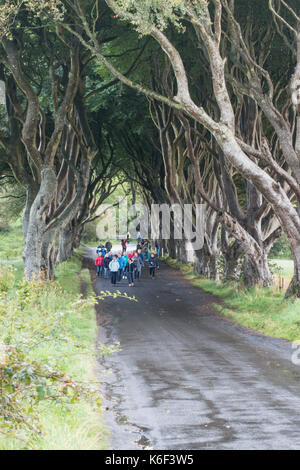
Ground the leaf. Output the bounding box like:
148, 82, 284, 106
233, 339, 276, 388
36, 385, 45, 399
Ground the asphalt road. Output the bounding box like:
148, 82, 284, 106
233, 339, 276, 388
88, 248, 300, 450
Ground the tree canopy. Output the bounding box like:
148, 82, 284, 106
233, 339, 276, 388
0, 0, 300, 297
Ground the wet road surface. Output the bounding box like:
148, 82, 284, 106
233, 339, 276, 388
88, 250, 300, 450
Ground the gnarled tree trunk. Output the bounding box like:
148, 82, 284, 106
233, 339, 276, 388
244, 251, 273, 289
194, 244, 211, 277
209, 254, 220, 281
22, 182, 39, 240
222, 240, 243, 282
41, 228, 58, 280
24, 167, 57, 280
285, 242, 300, 298
56, 223, 76, 264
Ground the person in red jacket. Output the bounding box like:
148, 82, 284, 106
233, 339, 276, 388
95, 254, 104, 277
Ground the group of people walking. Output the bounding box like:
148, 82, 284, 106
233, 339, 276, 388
95, 236, 160, 287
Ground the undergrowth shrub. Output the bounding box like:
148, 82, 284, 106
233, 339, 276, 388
0, 266, 135, 448
0, 267, 99, 447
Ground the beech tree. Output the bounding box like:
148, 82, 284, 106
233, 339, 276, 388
62, 0, 300, 296
107, 42, 283, 285
0, 28, 96, 279
0, 0, 299, 295
0, 0, 147, 279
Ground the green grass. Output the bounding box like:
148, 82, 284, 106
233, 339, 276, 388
0, 224, 24, 260
165, 256, 300, 343
0, 227, 109, 450
0, 225, 25, 284
35, 258, 109, 450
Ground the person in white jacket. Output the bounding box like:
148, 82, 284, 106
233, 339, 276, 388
109, 256, 120, 285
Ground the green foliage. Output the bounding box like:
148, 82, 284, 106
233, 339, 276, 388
270, 234, 292, 260
0, 265, 15, 292
0, 268, 100, 447
117, 0, 186, 32
0, 186, 26, 230
113, 0, 205, 33
0, 225, 24, 263
98, 289, 137, 303
0, 0, 65, 39
0, 227, 137, 448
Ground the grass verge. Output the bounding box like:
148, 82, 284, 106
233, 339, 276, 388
36, 258, 108, 450
0, 226, 109, 450
165, 256, 300, 343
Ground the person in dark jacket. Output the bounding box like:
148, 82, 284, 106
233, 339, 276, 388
134, 252, 143, 280
121, 239, 127, 254
148, 253, 158, 279
125, 258, 135, 286
105, 240, 112, 252
103, 254, 110, 278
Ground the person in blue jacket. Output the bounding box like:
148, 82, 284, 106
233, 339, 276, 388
137, 248, 144, 265
96, 243, 106, 257
121, 253, 129, 278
